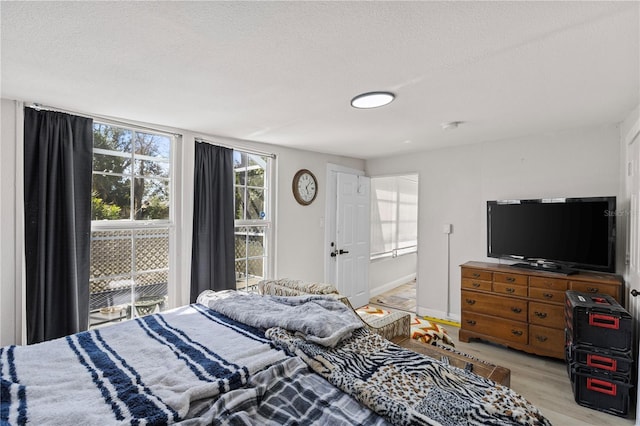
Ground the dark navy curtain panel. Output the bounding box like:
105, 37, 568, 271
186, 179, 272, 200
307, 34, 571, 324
23, 107, 93, 344
190, 142, 236, 302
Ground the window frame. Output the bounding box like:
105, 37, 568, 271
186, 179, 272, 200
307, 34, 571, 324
89, 119, 177, 322
370, 173, 419, 261
232, 149, 275, 291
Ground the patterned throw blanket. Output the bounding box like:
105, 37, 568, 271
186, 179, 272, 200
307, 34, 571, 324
356, 305, 455, 346
1, 304, 286, 425
199, 357, 391, 425
267, 327, 551, 426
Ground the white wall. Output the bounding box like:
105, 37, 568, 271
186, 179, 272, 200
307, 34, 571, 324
272, 148, 364, 281
0, 100, 19, 346
367, 124, 622, 320
0, 98, 364, 345
369, 253, 416, 296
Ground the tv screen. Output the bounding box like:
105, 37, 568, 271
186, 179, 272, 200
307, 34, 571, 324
487, 197, 616, 273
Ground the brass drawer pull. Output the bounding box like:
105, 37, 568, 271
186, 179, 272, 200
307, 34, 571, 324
466, 320, 476, 326
506, 277, 516, 283
534, 311, 547, 319
472, 282, 481, 288
465, 299, 476, 305
536, 335, 548, 342
472, 272, 480, 278
511, 307, 522, 313
511, 330, 523, 336
543, 293, 554, 299
506, 287, 515, 293
586, 287, 599, 293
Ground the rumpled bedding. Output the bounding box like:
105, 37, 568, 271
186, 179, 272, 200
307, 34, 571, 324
0, 304, 286, 425
204, 290, 363, 347
2, 293, 552, 426
266, 326, 552, 426
189, 357, 391, 426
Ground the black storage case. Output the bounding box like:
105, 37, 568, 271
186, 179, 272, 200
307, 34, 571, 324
571, 366, 633, 417
565, 291, 632, 352
568, 345, 633, 376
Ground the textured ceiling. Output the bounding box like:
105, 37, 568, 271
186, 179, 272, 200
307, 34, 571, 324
1, 1, 638, 159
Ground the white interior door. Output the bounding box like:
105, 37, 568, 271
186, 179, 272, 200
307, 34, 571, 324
335, 172, 370, 308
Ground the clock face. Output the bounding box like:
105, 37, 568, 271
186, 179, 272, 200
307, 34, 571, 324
293, 169, 317, 205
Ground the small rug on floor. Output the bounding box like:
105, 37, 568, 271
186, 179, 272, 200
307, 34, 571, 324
356, 305, 455, 347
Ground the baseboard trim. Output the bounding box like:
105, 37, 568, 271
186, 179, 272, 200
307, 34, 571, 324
417, 306, 461, 326
369, 273, 416, 297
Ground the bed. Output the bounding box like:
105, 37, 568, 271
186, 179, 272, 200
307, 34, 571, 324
1, 291, 551, 425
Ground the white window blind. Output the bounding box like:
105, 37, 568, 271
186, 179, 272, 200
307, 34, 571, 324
370, 174, 418, 260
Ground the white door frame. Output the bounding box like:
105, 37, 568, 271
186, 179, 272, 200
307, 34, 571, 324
324, 163, 366, 284
623, 119, 640, 426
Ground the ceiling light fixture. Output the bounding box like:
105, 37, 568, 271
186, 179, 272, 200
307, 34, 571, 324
441, 121, 463, 130
351, 91, 395, 109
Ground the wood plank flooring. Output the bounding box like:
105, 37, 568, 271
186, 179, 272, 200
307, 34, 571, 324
371, 284, 636, 425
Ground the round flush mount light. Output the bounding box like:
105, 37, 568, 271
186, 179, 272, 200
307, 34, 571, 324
350, 91, 395, 109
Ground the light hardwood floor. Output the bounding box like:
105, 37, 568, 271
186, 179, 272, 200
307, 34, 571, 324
436, 324, 635, 425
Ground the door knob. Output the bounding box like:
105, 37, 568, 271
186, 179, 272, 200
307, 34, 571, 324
339, 249, 349, 255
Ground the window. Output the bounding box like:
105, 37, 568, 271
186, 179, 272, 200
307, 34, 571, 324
233, 150, 273, 290
370, 174, 418, 260
89, 122, 174, 327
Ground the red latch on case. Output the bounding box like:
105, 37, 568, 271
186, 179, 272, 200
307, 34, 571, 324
587, 377, 617, 396
589, 313, 620, 329
587, 354, 617, 371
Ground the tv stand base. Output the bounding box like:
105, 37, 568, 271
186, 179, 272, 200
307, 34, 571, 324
511, 262, 578, 276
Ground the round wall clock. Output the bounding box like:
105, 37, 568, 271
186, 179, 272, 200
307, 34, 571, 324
292, 169, 318, 205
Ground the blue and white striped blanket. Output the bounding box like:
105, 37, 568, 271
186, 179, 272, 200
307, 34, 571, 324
1, 304, 286, 425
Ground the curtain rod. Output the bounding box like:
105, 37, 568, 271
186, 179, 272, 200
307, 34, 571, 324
195, 137, 276, 159
27, 103, 182, 138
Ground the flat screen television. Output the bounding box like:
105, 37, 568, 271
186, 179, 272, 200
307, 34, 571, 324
487, 197, 616, 274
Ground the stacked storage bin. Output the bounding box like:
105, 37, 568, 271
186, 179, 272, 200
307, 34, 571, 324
565, 290, 634, 417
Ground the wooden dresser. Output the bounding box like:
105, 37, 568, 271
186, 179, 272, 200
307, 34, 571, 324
459, 261, 623, 359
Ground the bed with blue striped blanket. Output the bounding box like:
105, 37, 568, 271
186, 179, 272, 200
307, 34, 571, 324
1, 302, 387, 425
2, 295, 551, 425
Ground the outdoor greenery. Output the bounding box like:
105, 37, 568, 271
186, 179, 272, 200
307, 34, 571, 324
92, 123, 170, 221
234, 152, 266, 221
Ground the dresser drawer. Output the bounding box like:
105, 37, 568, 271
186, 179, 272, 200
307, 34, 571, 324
494, 272, 528, 286
570, 281, 619, 300
529, 301, 564, 329
529, 276, 568, 291
461, 290, 527, 322
462, 268, 492, 281
462, 278, 491, 292
461, 312, 528, 345
529, 287, 564, 304
529, 325, 564, 357
493, 282, 527, 297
